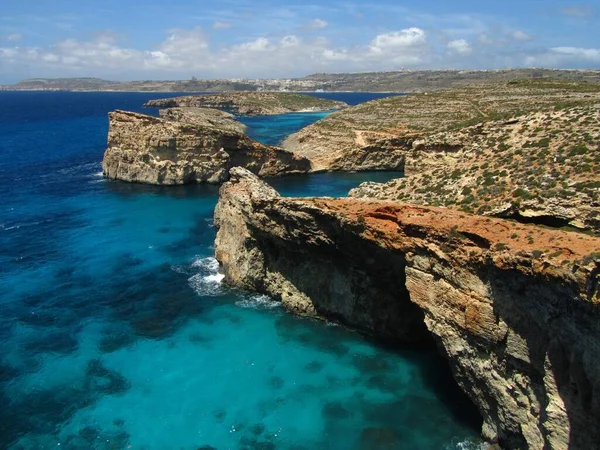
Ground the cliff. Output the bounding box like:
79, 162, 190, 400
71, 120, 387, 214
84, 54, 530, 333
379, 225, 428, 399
102, 109, 310, 185
284, 80, 600, 232
144, 92, 347, 115
214, 167, 600, 450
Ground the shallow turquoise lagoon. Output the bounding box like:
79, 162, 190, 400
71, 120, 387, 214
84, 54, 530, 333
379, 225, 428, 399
0, 92, 482, 449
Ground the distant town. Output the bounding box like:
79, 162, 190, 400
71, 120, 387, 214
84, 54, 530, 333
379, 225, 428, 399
2, 68, 600, 93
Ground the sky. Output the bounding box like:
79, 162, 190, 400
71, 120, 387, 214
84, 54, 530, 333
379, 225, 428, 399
0, 0, 598, 83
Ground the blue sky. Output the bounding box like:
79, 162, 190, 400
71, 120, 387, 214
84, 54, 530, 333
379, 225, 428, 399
0, 0, 598, 82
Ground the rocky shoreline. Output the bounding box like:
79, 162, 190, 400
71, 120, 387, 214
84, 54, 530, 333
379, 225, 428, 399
97, 79, 600, 448
214, 167, 600, 450
102, 108, 310, 184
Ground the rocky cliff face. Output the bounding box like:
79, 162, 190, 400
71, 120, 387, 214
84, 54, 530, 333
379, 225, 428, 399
214, 167, 600, 450
102, 109, 310, 185
281, 121, 409, 172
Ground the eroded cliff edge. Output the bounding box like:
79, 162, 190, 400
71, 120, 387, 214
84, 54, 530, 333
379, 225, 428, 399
102, 109, 310, 185
214, 167, 600, 450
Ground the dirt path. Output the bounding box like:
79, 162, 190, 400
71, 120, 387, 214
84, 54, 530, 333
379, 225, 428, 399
353, 129, 400, 147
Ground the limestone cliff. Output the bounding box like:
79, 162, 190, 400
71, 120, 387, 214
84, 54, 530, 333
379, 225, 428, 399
102, 109, 310, 185
214, 167, 600, 450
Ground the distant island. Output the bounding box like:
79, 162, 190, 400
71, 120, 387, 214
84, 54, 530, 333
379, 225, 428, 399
144, 92, 347, 115
3, 69, 600, 93
101, 91, 347, 184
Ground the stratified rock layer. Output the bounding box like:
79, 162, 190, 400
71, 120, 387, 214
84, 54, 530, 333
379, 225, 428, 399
214, 167, 600, 450
102, 109, 310, 185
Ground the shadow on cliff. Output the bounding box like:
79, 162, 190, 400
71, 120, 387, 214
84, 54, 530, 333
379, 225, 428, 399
483, 265, 599, 449
250, 213, 484, 440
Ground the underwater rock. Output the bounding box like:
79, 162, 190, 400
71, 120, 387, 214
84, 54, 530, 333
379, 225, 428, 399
85, 358, 131, 395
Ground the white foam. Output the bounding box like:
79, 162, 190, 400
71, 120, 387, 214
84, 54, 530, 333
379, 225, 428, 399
188, 273, 224, 296
451, 439, 487, 450
187, 256, 225, 296
236, 294, 280, 310
204, 273, 225, 283
1, 220, 43, 231
191, 256, 219, 271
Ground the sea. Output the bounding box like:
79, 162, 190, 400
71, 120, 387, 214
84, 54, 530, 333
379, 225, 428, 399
0, 91, 483, 450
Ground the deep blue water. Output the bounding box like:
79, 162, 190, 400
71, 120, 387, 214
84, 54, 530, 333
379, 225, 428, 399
237, 92, 401, 146
0, 91, 481, 450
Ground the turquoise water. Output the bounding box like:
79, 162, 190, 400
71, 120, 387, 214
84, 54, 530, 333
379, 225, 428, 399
0, 92, 482, 449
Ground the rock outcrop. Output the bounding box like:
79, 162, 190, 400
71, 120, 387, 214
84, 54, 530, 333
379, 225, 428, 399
102, 109, 310, 185
282, 123, 409, 172
144, 92, 347, 115
158, 107, 247, 134
214, 167, 600, 450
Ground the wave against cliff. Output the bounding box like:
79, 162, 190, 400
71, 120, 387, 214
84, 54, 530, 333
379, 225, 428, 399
214, 167, 600, 450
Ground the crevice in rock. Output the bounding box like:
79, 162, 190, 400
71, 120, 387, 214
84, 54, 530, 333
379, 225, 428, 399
498, 211, 573, 229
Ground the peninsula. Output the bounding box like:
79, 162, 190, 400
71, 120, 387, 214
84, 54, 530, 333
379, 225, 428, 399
284, 79, 600, 233
210, 77, 599, 449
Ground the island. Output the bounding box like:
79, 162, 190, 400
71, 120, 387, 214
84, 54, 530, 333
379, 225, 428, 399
143, 92, 348, 115
100, 78, 600, 448
102, 92, 347, 184
102, 107, 310, 184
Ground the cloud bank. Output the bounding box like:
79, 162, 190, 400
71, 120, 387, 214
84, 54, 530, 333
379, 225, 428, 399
0, 23, 598, 81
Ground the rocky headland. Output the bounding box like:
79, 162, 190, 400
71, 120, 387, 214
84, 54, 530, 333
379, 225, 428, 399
102, 108, 310, 184
214, 167, 600, 450
284, 79, 600, 233
144, 92, 347, 115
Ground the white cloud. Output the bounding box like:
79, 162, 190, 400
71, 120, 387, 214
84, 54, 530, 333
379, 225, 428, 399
369, 28, 426, 53
212, 21, 231, 30
237, 37, 271, 52
511, 30, 533, 41
0, 24, 597, 81
280, 35, 300, 47
6, 33, 22, 42
447, 39, 472, 55
477, 34, 494, 46
525, 46, 600, 67
559, 5, 593, 17
306, 18, 328, 30
551, 46, 600, 61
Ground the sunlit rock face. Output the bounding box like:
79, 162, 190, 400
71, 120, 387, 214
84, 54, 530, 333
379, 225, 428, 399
214, 167, 600, 450
102, 110, 310, 185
